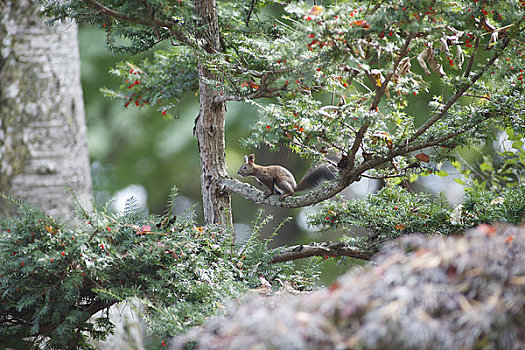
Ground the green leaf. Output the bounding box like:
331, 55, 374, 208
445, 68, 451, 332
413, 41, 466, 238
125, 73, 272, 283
480, 162, 493, 172
437, 170, 449, 177
454, 178, 466, 185
512, 140, 524, 150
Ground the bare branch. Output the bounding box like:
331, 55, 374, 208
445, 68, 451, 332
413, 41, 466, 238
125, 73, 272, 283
271, 241, 374, 263
219, 176, 349, 208
341, 33, 416, 174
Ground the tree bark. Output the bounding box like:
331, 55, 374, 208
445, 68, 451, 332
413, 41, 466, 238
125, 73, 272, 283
0, 0, 92, 221
193, 0, 232, 226
271, 241, 374, 263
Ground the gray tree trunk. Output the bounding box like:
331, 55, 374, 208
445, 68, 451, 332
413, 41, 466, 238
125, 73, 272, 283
194, 0, 233, 226
0, 0, 92, 221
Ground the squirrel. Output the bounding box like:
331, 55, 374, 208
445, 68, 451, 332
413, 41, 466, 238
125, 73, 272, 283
237, 153, 336, 200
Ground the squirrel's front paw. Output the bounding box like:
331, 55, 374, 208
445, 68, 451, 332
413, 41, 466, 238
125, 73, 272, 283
263, 190, 272, 198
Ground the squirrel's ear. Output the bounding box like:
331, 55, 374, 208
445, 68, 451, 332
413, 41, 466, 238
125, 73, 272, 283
248, 154, 255, 163
244, 155, 248, 163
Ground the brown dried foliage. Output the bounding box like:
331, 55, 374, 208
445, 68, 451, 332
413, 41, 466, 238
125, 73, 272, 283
174, 224, 525, 350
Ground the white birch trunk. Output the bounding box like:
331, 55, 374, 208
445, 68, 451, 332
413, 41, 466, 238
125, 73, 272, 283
1, 3, 145, 349
0, 0, 92, 221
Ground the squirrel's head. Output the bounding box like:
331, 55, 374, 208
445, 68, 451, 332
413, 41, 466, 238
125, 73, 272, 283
237, 154, 256, 177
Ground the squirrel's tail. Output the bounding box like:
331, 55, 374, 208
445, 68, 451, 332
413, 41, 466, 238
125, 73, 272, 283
294, 165, 337, 192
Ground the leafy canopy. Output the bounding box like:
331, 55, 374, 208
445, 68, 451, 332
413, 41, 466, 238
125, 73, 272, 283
42, 1, 525, 211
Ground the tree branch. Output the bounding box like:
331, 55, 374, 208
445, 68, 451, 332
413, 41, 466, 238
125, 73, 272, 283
408, 36, 510, 143
370, 32, 415, 110
347, 121, 370, 172
82, 0, 195, 47
246, 0, 257, 26
221, 108, 497, 208
463, 36, 480, 78
343, 33, 416, 175
219, 176, 349, 208
271, 241, 374, 263
214, 68, 292, 103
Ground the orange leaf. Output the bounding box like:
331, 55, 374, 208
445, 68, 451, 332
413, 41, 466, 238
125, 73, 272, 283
248, 81, 260, 90
351, 20, 369, 29
415, 153, 430, 163
395, 223, 406, 230
309, 5, 323, 16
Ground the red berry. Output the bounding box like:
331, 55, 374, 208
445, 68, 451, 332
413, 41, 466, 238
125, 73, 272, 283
61, 252, 65, 256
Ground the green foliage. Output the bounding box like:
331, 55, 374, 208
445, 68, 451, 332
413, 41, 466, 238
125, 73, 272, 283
100, 49, 198, 117
41, 0, 525, 187
451, 128, 525, 190
310, 184, 525, 250
233, 0, 525, 162
0, 195, 320, 349
40, 0, 525, 238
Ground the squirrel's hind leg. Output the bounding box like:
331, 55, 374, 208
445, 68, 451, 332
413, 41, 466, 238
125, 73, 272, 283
274, 181, 294, 200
